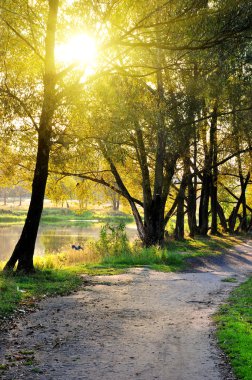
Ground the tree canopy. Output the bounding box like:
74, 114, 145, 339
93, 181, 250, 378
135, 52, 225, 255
0, 0, 252, 271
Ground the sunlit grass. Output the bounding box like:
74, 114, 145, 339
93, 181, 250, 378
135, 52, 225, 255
166, 235, 240, 258
215, 277, 252, 380
100, 246, 185, 271
0, 208, 134, 226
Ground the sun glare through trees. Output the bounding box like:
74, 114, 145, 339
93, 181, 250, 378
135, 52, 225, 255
0, 0, 252, 272
55, 33, 98, 75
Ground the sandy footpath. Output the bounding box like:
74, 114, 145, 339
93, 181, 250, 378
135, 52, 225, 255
0, 241, 252, 380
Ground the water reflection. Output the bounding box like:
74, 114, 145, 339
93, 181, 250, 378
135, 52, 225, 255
0, 224, 137, 261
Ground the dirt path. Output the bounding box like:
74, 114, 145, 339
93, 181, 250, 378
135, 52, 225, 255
0, 241, 252, 380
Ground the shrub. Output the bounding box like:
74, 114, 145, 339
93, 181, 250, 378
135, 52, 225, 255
96, 222, 130, 257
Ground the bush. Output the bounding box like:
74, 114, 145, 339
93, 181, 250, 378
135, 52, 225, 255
96, 222, 130, 257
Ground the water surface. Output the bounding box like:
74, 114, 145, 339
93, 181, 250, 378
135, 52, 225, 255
0, 224, 137, 261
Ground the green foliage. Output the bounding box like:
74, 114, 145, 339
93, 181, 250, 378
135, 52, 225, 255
216, 277, 252, 380
96, 222, 130, 257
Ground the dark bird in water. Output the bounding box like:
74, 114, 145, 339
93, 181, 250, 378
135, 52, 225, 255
71, 244, 83, 250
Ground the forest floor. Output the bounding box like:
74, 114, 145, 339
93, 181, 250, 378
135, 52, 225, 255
0, 240, 252, 380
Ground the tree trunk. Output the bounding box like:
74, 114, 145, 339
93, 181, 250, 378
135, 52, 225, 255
112, 193, 120, 210
175, 175, 187, 241
228, 172, 250, 233
210, 103, 218, 234
4, 135, 50, 272
217, 202, 228, 232
143, 196, 166, 247
184, 154, 197, 237
3, 190, 7, 205
199, 173, 211, 235
4, 0, 59, 272
198, 104, 219, 236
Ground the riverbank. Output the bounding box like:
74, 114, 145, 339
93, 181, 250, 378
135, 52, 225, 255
0, 240, 251, 379
0, 235, 242, 320
0, 208, 134, 226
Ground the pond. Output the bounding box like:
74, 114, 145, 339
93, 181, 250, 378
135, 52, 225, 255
0, 223, 138, 261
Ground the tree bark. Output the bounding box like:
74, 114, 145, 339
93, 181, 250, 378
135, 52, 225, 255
4, 0, 59, 272
198, 119, 211, 236
210, 103, 218, 234
228, 172, 250, 233
217, 202, 228, 232
174, 175, 187, 241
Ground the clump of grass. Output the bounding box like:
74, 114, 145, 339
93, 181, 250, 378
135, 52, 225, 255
221, 277, 238, 283
215, 277, 252, 380
101, 245, 184, 271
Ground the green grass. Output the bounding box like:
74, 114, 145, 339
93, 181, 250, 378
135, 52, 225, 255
215, 277, 252, 380
166, 235, 238, 257
0, 270, 82, 319
0, 211, 26, 224
221, 277, 238, 283
0, 208, 134, 226
100, 246, 185, 271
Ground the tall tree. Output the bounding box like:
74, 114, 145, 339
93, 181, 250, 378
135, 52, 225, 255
3, 0, 59, 272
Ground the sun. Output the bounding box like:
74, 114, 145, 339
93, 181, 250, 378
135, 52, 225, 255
55, 33, 97, 73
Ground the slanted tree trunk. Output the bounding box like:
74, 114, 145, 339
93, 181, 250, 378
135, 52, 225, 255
217, 202, 228, 232
4, 0, 59, 272
237, 156, 248, 232
228, 172, 250, 233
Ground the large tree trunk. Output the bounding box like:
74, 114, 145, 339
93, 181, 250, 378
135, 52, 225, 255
4, 135, 51, 272
4, 0, 59, 272
143, 197, 166, 246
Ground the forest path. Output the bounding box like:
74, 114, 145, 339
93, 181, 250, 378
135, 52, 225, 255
0, 240, 252, 380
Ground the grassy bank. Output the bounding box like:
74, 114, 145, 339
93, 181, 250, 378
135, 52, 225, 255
0, 235, 240, 321
0, 208, 134, 226
215, 277, 252, 380
0, 270, 82, 319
